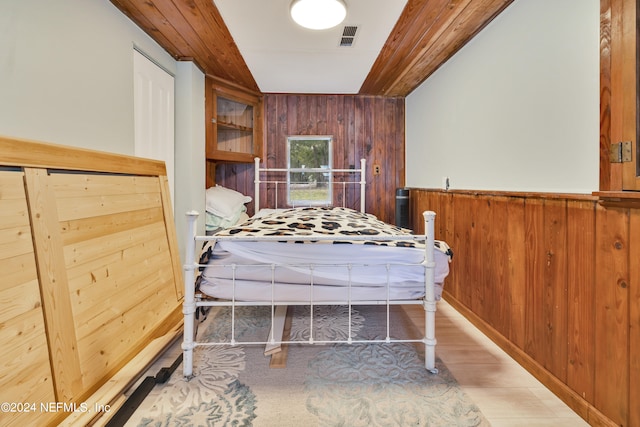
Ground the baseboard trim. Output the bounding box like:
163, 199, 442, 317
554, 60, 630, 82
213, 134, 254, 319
442, 293, 618, 427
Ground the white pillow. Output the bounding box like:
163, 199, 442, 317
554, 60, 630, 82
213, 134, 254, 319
205, 207, 247, 231
205, 185, 252, 219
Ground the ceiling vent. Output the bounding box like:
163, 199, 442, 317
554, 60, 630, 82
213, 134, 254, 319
339, 25, 358, 47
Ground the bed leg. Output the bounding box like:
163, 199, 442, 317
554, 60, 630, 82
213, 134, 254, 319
182, 303, 196, 380
423, 211, 438, 374
182, 211, 199, 380
424, 299, 438, 374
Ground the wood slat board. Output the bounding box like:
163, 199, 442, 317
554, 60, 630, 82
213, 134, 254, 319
629, 208, 640, 427
566, 200, 596, 403
506, 197, 526, 348
593, 205, 629, 426
541, 199, 568, 382
0, 171, 57, 426
486, 196, 510, 337
50, 172, 181, 391
523, 198, 545, 362
25, 167, 84, 401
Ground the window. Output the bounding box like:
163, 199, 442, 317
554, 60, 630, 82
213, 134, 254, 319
287, 136, 332, 206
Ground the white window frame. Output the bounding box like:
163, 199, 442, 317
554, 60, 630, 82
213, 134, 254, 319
286, 136, 333, 206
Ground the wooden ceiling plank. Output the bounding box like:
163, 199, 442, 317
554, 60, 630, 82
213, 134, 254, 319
362, 0, 480, 96
385, 0, 514, 96
189, 0, 258, 91
148, 1, 225, 72
360, 0, 452, 94
111, 0, 514, 97
385, 0, 483, 95
110, 0, 188, 61
169, 0, 242, 85
394, 0, 476, 76
380, 0, 478, 96
407, 0, 514, 93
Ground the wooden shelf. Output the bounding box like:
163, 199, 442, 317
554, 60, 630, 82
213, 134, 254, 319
206, 151, 255, 163
218, 121, 253, 133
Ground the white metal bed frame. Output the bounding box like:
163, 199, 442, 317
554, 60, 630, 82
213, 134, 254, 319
182, 158, 439, 378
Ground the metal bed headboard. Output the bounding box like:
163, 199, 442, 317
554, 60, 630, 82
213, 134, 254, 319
253, 157, 367, 213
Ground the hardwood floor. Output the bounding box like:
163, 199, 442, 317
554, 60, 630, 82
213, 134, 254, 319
119, 299, 589, 426
403, 299, 589, 426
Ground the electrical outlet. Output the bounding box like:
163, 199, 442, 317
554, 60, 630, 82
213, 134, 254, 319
373, 164, 381, 175
442, 176, 450, 190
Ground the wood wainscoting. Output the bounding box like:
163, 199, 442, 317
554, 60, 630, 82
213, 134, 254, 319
409, 189, 639, 427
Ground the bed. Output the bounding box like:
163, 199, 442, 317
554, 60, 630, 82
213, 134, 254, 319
182, 159, 452, 377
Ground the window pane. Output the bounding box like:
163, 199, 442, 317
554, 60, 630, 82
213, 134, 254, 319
287, 137, 332, 206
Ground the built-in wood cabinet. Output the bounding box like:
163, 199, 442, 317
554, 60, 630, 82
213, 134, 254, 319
599, 0, 640, 199
205, 77, 263, 187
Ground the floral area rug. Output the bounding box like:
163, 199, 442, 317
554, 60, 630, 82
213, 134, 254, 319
127, 305, 489, 427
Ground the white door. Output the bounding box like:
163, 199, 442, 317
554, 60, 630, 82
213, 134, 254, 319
133, 49, 175, 210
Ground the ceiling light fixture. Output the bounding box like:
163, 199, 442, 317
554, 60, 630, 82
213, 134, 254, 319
290, 0, 347, 30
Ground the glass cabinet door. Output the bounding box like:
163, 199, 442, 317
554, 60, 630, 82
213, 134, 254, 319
206, 77, 262, 164
215, 95, 255, 155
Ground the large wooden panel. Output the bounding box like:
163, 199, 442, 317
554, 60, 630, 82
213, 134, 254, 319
0, 171, 57, 427
0, 136, 185, 425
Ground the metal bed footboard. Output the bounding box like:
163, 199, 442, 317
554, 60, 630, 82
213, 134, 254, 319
182, 210, 438, 378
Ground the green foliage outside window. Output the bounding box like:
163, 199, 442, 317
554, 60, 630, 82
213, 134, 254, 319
287, 136, 332, 205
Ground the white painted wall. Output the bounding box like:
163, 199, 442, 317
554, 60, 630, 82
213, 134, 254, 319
405, 0, 600, 194
0, 0, 206, 261
175, 62, 206, 260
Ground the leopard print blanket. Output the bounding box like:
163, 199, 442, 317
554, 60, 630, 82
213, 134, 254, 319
216, 206, 419, 246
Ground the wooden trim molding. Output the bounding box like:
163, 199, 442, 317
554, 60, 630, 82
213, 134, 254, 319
593, 190, 640, 208
0, 135, 166, 176
408, 187, 599, 202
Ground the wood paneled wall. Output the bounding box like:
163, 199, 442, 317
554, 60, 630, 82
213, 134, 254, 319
215, 94, 405, 223
410, 189, 639, 427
